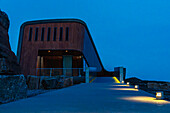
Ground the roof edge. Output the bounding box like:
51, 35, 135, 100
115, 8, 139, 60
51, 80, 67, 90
20, 18, 87, 28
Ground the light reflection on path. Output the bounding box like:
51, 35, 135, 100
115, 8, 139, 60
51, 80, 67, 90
120, 96, 170, 105
110, 83, 170, 105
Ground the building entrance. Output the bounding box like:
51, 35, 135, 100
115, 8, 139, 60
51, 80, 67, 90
36, 50, 85, 77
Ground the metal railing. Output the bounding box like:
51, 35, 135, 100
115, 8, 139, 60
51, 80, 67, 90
36, 68, 84, 77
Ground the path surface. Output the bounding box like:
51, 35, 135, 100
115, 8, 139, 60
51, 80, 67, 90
0, 77, 170, 113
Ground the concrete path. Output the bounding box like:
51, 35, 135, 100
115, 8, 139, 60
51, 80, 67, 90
0, 77, 170, 113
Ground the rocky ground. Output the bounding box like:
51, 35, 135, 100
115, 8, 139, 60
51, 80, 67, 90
125, 77, 170, 100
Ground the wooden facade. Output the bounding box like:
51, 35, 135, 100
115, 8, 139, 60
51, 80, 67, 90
17, 19, 113, 77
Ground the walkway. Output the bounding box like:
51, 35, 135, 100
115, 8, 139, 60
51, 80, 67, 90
0, 77, 170, 113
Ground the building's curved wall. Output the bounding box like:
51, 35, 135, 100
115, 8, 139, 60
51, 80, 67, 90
17, 19, 104, 76
83, 30, 102, 71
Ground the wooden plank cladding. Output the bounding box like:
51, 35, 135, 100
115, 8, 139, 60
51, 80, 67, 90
17, 19, 110, 76
23, 23, 84, 50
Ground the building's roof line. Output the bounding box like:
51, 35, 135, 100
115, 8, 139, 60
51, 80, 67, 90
17, 18, 106, 71
20, 19, 87, 27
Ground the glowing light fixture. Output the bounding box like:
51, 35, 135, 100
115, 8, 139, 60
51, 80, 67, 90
112, 77, 120, 83
66, 50, 68, 52
134, 85, 139, 89
122, 81, 124, 83
48, 50, 51, 53
127, 82, 130, 85
156, 92, 164, 100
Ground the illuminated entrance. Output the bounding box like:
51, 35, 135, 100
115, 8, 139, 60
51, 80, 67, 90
36, 50, 87, 76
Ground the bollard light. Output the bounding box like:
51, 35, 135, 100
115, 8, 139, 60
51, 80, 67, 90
134, 85, 139, 89
122, 81, 124, 83
127, 82, 130, 85
156, 91, 164, 100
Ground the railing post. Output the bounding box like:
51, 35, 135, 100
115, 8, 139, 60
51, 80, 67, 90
79, 68, 81, 77
50, 68, 52, 77
85, 67, 89, 83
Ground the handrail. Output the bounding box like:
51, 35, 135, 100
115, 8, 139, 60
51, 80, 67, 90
36, 68, 84, 77
36, 68, 83, 69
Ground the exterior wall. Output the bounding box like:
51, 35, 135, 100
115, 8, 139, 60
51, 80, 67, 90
17, 19, 105, 76
83, 30, 102, 71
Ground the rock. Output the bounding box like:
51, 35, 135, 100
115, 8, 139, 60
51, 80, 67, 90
0, 75, 27, 104
57, 76, 73, 89
63, 77, 73, 87
42, 76, 60, 89
147, 82, 170, 91
27, 75, 73, 89
26, 75, 60, 89
147, 82, 159, 89
167, 83, 170, 89
73, 76, 85, 84
0, 9, 9, 30
0, 10, 21, 74
125, 77, 143, 84
42, 76, 73, 89
26, 75, 42, 89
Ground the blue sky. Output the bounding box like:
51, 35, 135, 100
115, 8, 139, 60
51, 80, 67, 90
1, 0, 170, 81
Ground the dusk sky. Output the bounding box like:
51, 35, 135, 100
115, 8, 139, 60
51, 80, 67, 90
1, 0, 170, 81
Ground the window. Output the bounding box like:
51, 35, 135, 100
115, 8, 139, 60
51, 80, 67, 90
59, 27, 63, 41
41, 27, 45, 41
53, 27, 57, 41
47, 27, 51, 41
34, 28, 38, 41
28, 27, 33, 41
65, 27, 69, 41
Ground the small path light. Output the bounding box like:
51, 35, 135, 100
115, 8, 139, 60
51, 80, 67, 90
127, 82, 130, 85
156, 91, 164, 100
134, 85, 139, 89
122, 81, 124, 83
